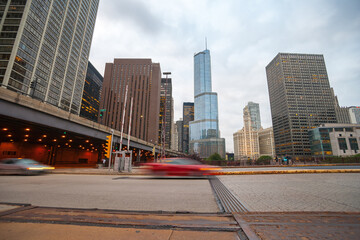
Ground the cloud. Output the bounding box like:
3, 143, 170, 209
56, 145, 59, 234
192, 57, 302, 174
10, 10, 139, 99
89, 0, 360, 152
98, 0, 165, 34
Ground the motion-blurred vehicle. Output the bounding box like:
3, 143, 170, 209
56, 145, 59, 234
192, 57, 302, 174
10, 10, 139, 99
141, 158, 221, 177
0, 158, 55, 175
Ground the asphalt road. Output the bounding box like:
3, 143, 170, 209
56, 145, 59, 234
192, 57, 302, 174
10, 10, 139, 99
0, 174, 219, 212
1, 173, 360, 213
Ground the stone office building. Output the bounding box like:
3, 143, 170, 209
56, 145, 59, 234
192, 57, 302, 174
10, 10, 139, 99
98, 58, 161, 144
266, 53, 337, 159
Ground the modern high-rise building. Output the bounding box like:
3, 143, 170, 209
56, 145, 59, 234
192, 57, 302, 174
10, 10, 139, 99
159, 77, 172, 149
182, 102, 194, 154
176, 119, 183, 152
266, 53, 337, 159
80, 61, 103, 122
171, 121, 178, 151
189, 49, 225, 158
98, 58, 161, 144
247, 102, 261, 130
0, 0, 99, 114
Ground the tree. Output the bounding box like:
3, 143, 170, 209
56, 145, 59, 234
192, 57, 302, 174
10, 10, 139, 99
256, 155, 272, 165
207, 153, 223, 161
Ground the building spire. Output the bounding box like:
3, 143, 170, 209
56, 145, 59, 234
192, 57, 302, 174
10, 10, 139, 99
205, 37, 207, 50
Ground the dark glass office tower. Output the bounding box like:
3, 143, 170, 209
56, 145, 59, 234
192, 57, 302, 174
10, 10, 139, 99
189, 49, 225, 158
159, 77, 172, 149
0, 0, 99, 114
182, 102, 194, 154
80, 61, 103, 122
266, 53, 337, 159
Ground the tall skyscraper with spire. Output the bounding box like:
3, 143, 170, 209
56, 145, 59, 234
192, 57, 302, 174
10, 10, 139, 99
189, 48, 225, 158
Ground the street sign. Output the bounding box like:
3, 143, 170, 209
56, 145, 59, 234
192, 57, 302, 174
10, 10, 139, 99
100, 109, 106, 112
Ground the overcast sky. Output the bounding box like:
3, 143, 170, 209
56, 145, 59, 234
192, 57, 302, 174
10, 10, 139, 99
89, 0, 360, 153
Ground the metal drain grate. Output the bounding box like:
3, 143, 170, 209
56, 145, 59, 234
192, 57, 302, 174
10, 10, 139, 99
209, 176, 249, 213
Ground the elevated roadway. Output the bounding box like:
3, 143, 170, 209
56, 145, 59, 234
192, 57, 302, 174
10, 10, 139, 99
0, 88, 180, 164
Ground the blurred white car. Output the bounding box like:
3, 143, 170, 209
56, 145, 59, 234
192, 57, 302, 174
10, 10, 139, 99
0, 158, 55, 175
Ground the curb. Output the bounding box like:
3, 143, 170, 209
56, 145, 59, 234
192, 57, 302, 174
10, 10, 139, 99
221, 164, 360, 168
216, 169, 360, 175
51, 171, 139, 176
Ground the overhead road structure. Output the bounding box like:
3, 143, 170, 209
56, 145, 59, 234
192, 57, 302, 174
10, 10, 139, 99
0, 88, 181, 165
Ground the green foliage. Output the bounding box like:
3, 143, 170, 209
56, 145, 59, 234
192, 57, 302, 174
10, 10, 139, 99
256, 155, 272, 165
207, 153, 223, 161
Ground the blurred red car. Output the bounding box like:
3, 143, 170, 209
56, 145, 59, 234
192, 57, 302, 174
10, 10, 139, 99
141, 158, 221, 176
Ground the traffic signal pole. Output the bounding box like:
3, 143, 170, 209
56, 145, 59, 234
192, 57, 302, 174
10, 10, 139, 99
108, 129, 114, 171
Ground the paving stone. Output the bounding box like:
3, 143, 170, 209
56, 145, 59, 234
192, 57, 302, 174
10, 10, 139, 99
219, 173, 360, 212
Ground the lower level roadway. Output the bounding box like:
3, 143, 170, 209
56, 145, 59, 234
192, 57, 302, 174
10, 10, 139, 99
219, 173, 360, 212
0, 174, 219, 213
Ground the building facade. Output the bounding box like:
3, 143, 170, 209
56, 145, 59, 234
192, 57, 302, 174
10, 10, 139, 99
171, 121, 178, 151
266, 53, 337, 159
182, 102, 194, 154
98, 58, 161, 144
332, 89, 350, 124
0, 0, 99, 114
176, 119, 183, 152
349, 107, 360, 124
80, 61, 103, 122
159, 77, 172, 149
189, 49, 225, 158
309, 123, 360, 157
258, 127, 275, 157
247, 102, 261, 130
233, 102, 261, 160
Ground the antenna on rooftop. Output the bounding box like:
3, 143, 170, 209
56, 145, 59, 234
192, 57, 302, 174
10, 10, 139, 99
205, 37, 207, 50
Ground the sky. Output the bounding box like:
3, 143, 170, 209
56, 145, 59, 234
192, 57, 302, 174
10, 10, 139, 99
89, 0, 360, 153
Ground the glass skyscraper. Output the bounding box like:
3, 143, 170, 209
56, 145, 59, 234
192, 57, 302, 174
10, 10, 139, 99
80, 61, 103, 122
247, 102, 261, 131
189, 49, 225, 158
0, 0, 99, 114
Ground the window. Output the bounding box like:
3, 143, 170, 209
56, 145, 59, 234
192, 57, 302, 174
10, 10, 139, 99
338, 138, 347, 151
349, 138, 359, 151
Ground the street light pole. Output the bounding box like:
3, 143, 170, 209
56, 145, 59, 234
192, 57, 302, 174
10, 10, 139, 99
120, 85, 128, 151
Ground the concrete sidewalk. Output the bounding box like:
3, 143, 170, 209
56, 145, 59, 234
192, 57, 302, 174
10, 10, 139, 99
0, 204, 240, 240
0, 222, 240, 240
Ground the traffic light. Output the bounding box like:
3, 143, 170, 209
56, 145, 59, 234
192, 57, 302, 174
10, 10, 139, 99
105, 135, 112, 158
100, 112, 103, 118
30, 81, 35, 89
